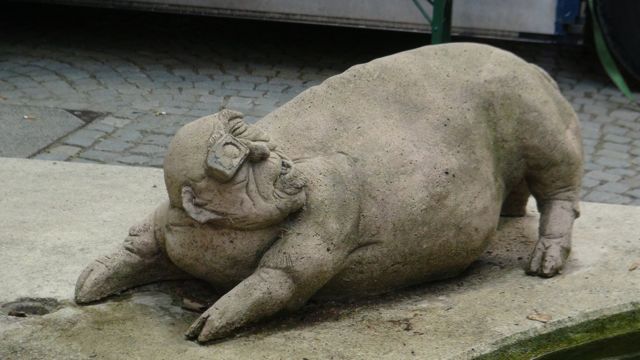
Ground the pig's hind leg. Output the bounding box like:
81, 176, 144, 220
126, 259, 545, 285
524, 127, 583, 278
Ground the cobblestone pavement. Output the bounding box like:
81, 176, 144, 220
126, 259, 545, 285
1, 4, 640, 205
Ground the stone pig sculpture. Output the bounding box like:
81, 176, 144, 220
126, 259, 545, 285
75, 43, 583, 343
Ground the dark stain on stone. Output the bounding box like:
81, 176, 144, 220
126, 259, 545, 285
1, 297, 61, 317
65, 109, 104, 123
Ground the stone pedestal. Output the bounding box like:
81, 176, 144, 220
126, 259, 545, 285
1, 158, 639, 359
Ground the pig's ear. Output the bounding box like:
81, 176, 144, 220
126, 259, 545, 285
222, 110, 271, 143
218, 109, 245, 122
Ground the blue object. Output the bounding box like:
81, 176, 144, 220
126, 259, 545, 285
555, 0, 582, 35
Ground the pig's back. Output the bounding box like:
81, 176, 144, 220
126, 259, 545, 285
256, 43, 571, 296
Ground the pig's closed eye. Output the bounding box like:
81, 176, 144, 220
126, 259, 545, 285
281, 160, 292, 175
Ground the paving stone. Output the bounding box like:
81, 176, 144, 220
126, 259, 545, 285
162, 106, 190, 115
594, 148, 629, 160
147, 124, 182, 136
583, 148, 595, 159
0, 104, 85, 157
584, 170, 621, 183
602, 124, 628, 136
129, 144, 166, 156
101, 116, 131, 128
570, 103, 582, 112
582, 137, 598, 146
256, 83, 288, 92
69, 157, 101, 164
602, 142, 630, 152
63, 129, 105, 147
582, 104, 608, 116
603, 134, 631, 144
583, 191, 632, 204
594, 157, 630, 168
238, 90, 266, 98
608, 94, 631, 105
141, 134, 172, 147
33, 145, 81, 161
94, 139, 131, 152
615, 120, 640, 132
590, 115, 612, 125
581, 177, 600, 188
193, 80, 222, 90
148, 156, 165, 167
608, 168, 637, 177
600, 86, 620, 96
112, 128, 143, 142
78, 149, 118, 162
267, 78, 302, 86
117, 155, 149, 165
610, 109, 640, 121
78, 117, 111, 131
222, 81, 256, 90
595, 182, 631, 194
214, 88, 240, 97
226, 96, 254, 107
627, 189, 640, 199
185, 108, 212, 117
239, 75, 268, 83
621, 176, 640, 188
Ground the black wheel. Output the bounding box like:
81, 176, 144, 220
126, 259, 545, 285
595, 0, 640, 82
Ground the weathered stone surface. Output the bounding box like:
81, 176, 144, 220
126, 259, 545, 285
0, 104, 84, 157
0, 158, 165, 303
0, 158, 639, 359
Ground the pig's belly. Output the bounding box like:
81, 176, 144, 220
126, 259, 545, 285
319, 175, 504, 298
163, 211, 280, 290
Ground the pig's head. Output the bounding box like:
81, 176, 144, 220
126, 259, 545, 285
163, 110, 307, 230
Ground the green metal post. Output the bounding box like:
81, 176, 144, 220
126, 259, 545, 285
431, 0, 453, 44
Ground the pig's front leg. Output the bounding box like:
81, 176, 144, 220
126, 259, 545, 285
186, 154, 360, 343
75, 202, 191, 303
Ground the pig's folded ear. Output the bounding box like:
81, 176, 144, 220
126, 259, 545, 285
218, 109, 245, 122
218, 108, 274, 162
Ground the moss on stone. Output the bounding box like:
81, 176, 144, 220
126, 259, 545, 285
477, 307, 640, 359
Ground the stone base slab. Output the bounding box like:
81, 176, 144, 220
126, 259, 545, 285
0, 158, 639, 359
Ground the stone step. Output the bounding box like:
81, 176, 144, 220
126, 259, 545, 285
0, 157, 638, 359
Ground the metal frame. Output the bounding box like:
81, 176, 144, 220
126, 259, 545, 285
431, 0, 453, 44
411, 0, 453, 44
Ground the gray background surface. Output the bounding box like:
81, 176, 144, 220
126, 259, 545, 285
0, 104, 84, 157
1, 3, 639, 205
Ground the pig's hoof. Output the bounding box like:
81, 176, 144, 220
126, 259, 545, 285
75, 258, 114, 304
75, 250, 144, 304
185, 308, 231, 344
526, 236, 570, 278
